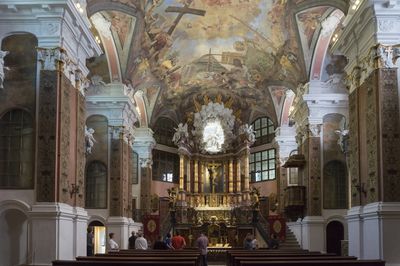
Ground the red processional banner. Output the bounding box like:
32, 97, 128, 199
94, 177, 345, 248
268, 215, 286, 241
143, 215, 160, 245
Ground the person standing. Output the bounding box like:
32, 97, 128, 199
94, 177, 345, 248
243, 233, 253, 250
164, 233, 174, 249
128, 231, 137, 249
171, 232, 186, 250
135, 231, 148, 250
196, 233, 209, 266
108, 233, 119, 251
87, 227, 94, 256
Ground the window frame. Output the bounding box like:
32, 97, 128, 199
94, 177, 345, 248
251, 117, 275, 146
0, 109, 35, 189
85, 160, 108, 209
249, 148, 276, 183
152, 149, 179, 184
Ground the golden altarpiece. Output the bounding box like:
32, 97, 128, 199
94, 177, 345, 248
166, 98, 265, 247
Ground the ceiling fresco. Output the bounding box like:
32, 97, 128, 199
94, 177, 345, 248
143, 0, 302, 123
87, 0, 348, 125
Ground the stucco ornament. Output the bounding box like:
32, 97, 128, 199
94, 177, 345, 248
239, 123, 256, 145
85, 126, 96, 154
0, 50, 10, 89
192, 102, 235, 154
335, 117, 349, 154
172, 123, 189, 146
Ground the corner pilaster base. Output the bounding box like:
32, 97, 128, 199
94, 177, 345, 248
106, 216, 130, 250
29, 203, 89, 265
348, 202, 400, 265
300, 216, 325, 252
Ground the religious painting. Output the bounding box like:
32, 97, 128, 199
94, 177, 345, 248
141, 0, 307, 121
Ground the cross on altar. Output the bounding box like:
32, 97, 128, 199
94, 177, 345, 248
165, 4, 206, 35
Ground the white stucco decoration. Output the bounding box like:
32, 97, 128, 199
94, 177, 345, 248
192, 102, 235, 154
85, 126, 96, 154
0, 50, 9, 89
91, 13, 112, 40
239, 123, 256, 145
321, 14, 341, 37
172, 123, 189, 146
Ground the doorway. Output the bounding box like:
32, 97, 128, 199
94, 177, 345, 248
89, 221, 106, 254
326, 221, 344, 255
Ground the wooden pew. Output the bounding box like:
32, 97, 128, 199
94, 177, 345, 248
238, 260, 385, 266
53, 261, 195, 266
226, 251, 333, 266
231, 256, 357, 266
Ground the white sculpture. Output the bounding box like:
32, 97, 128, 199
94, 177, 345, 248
377, 45, 395, 68
172, 123, 189, 145
335, 117, 349, 153
0, 50, 10, 89
191, 102, 235, 154
239, 123, 256, 144
85, 126, 96, 154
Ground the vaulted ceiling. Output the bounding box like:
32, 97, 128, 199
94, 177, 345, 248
86, 0, 349, 127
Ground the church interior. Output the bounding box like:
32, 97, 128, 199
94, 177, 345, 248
1, 0, 400, 265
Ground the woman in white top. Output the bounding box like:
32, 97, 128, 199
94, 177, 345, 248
108, 233, 119, 251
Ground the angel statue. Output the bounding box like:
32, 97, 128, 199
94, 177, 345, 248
239, 124, 256, 145
85, 126, 96, 154
0, 50, 10, 89
250, 186, 260, 210
172, 123, 189, 146
335, 117, 349, 154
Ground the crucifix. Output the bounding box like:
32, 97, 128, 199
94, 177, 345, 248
165, 3, 206, 35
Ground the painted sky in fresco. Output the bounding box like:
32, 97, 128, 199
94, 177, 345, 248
153, 0, 285, 66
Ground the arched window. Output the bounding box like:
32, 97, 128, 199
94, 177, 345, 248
153, 117, 177, 147
1, 33, 37, 86
251, 117, 275, 146
0, 109, 34, 188
323, 160, 347, 209
85, 161, 107, 209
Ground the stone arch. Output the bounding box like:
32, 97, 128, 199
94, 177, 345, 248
326, 220, 345, 255
0, 200, 31, 266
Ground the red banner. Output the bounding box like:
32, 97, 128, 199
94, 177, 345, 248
143, 215, 160, 245
268, 215, 286, 241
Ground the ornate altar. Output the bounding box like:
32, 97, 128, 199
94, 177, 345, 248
168, 96, 263, 247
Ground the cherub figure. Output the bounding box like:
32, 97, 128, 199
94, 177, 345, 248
334, 117, 349, 154
85, 126, 96, 154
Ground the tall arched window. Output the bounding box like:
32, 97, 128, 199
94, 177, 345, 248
323, 160, 347, 209
85, 161, 107, 209
153, 117, 177, 147
0, 109, 34, 188
251, 117, 275, 146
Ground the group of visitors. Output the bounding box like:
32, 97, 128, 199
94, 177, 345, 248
243, 233, 259, 250
243, 233, 279, 250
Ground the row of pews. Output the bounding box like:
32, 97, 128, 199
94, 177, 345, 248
227, 249, 385, 266
52, 248, 385, 266
53, 249, 200, 266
